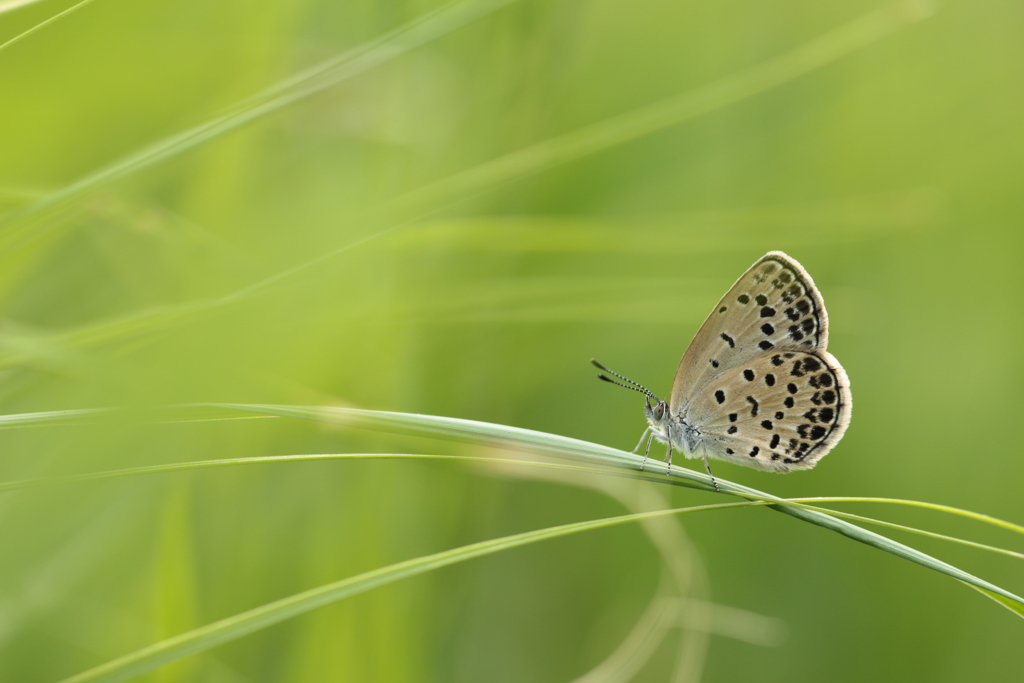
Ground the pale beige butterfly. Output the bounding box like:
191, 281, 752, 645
593, 251, 851, 490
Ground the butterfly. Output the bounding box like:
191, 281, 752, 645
593, 251, 851, 490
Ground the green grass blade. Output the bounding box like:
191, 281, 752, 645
0, 452, 642, 494
969, 586, 1024, 620
0, 0, 520, 259
0, 0, 99, 55
6, 450, 1020, 562
0, 408, 108, 428
0, 0, 47, 14
0, 1, 936, 371
791, 496, 1024, 535
57, 501, 756, 683
781, 501, 1024, 560
207, 403, 1024, 610
385, 0, 935, 220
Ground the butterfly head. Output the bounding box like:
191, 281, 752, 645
643, 397, 670, 432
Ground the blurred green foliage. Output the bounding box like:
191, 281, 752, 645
0, 0, 1021, 680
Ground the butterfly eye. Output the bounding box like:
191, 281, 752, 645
653, 403, 665, 420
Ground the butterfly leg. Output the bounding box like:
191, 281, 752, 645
665, 443, 673, 475
632, 427, 652, 454
701, 448, 720, 492
633, 428, 653, 471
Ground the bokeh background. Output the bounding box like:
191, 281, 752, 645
0, 0, 1021, 680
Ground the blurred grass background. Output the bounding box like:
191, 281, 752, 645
0, 0, 1021, 680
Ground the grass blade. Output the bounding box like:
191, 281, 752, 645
58, 501, 757, 683
385, 0, 935, 219
782, 501, 1024, 560
0, 0, 99, 56
0, 2, 936, 371
207, 403, 1024, 610
0, 452, 636, 494
0, 0, 520, 259
791, 496, 1024, 535
5, 450, 1020, 563
970, 586, 1024, 619
0, 0, 47, 14
0, 408, 107, 428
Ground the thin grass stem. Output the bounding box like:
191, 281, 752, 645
0, 0, 98, 55
57, 501, 761, 683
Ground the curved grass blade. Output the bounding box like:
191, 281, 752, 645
0, 0, 520, 258
385, 0, 935, 220
782, 501, 1024, 560
0, 0, 46, 13
0, 2, 937, 371
58, 501, 757, 683
206, 403, 1024, 611
3, 448, 1020, 563
0, 452, 638, 494
0, 408, 108, 428
569, 593, 682, 683
791, 496, 1024, 535
0, 0, 99, 56
971, 586, 1024, 619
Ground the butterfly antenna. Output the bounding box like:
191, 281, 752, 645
591, 359, 661, 401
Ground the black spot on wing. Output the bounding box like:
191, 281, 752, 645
743, 369, 755, 381
781, 283, 802, 303
764, 374, 775, 386
719, 306, 727, 313
760, 306, 776, 318
728, 426, 737, 434
714, 389, 725, 404
720, 333, 735, 348
737, 294, 750, 304
783, 397, 794, 408
761, 323, 775, 335
769, 434, 780, 449
746, 396, 758, 416
758, 340, 774, 350
761, 420, 773, 430
749, 446, 760, 457
710, 359, 719, 368
728, 413, 737, 422
755, 294, 768, 306
771, 272, 793, 289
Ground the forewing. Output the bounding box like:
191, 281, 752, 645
684, 350, 851, 472
669, 251, 828, 413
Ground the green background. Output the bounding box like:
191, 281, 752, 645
0, 0, 1020, 680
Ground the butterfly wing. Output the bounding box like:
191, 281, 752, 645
686, 350, 851, 472
669, 251, 831, 415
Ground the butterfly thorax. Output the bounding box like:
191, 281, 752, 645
644, 400, 701, 457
